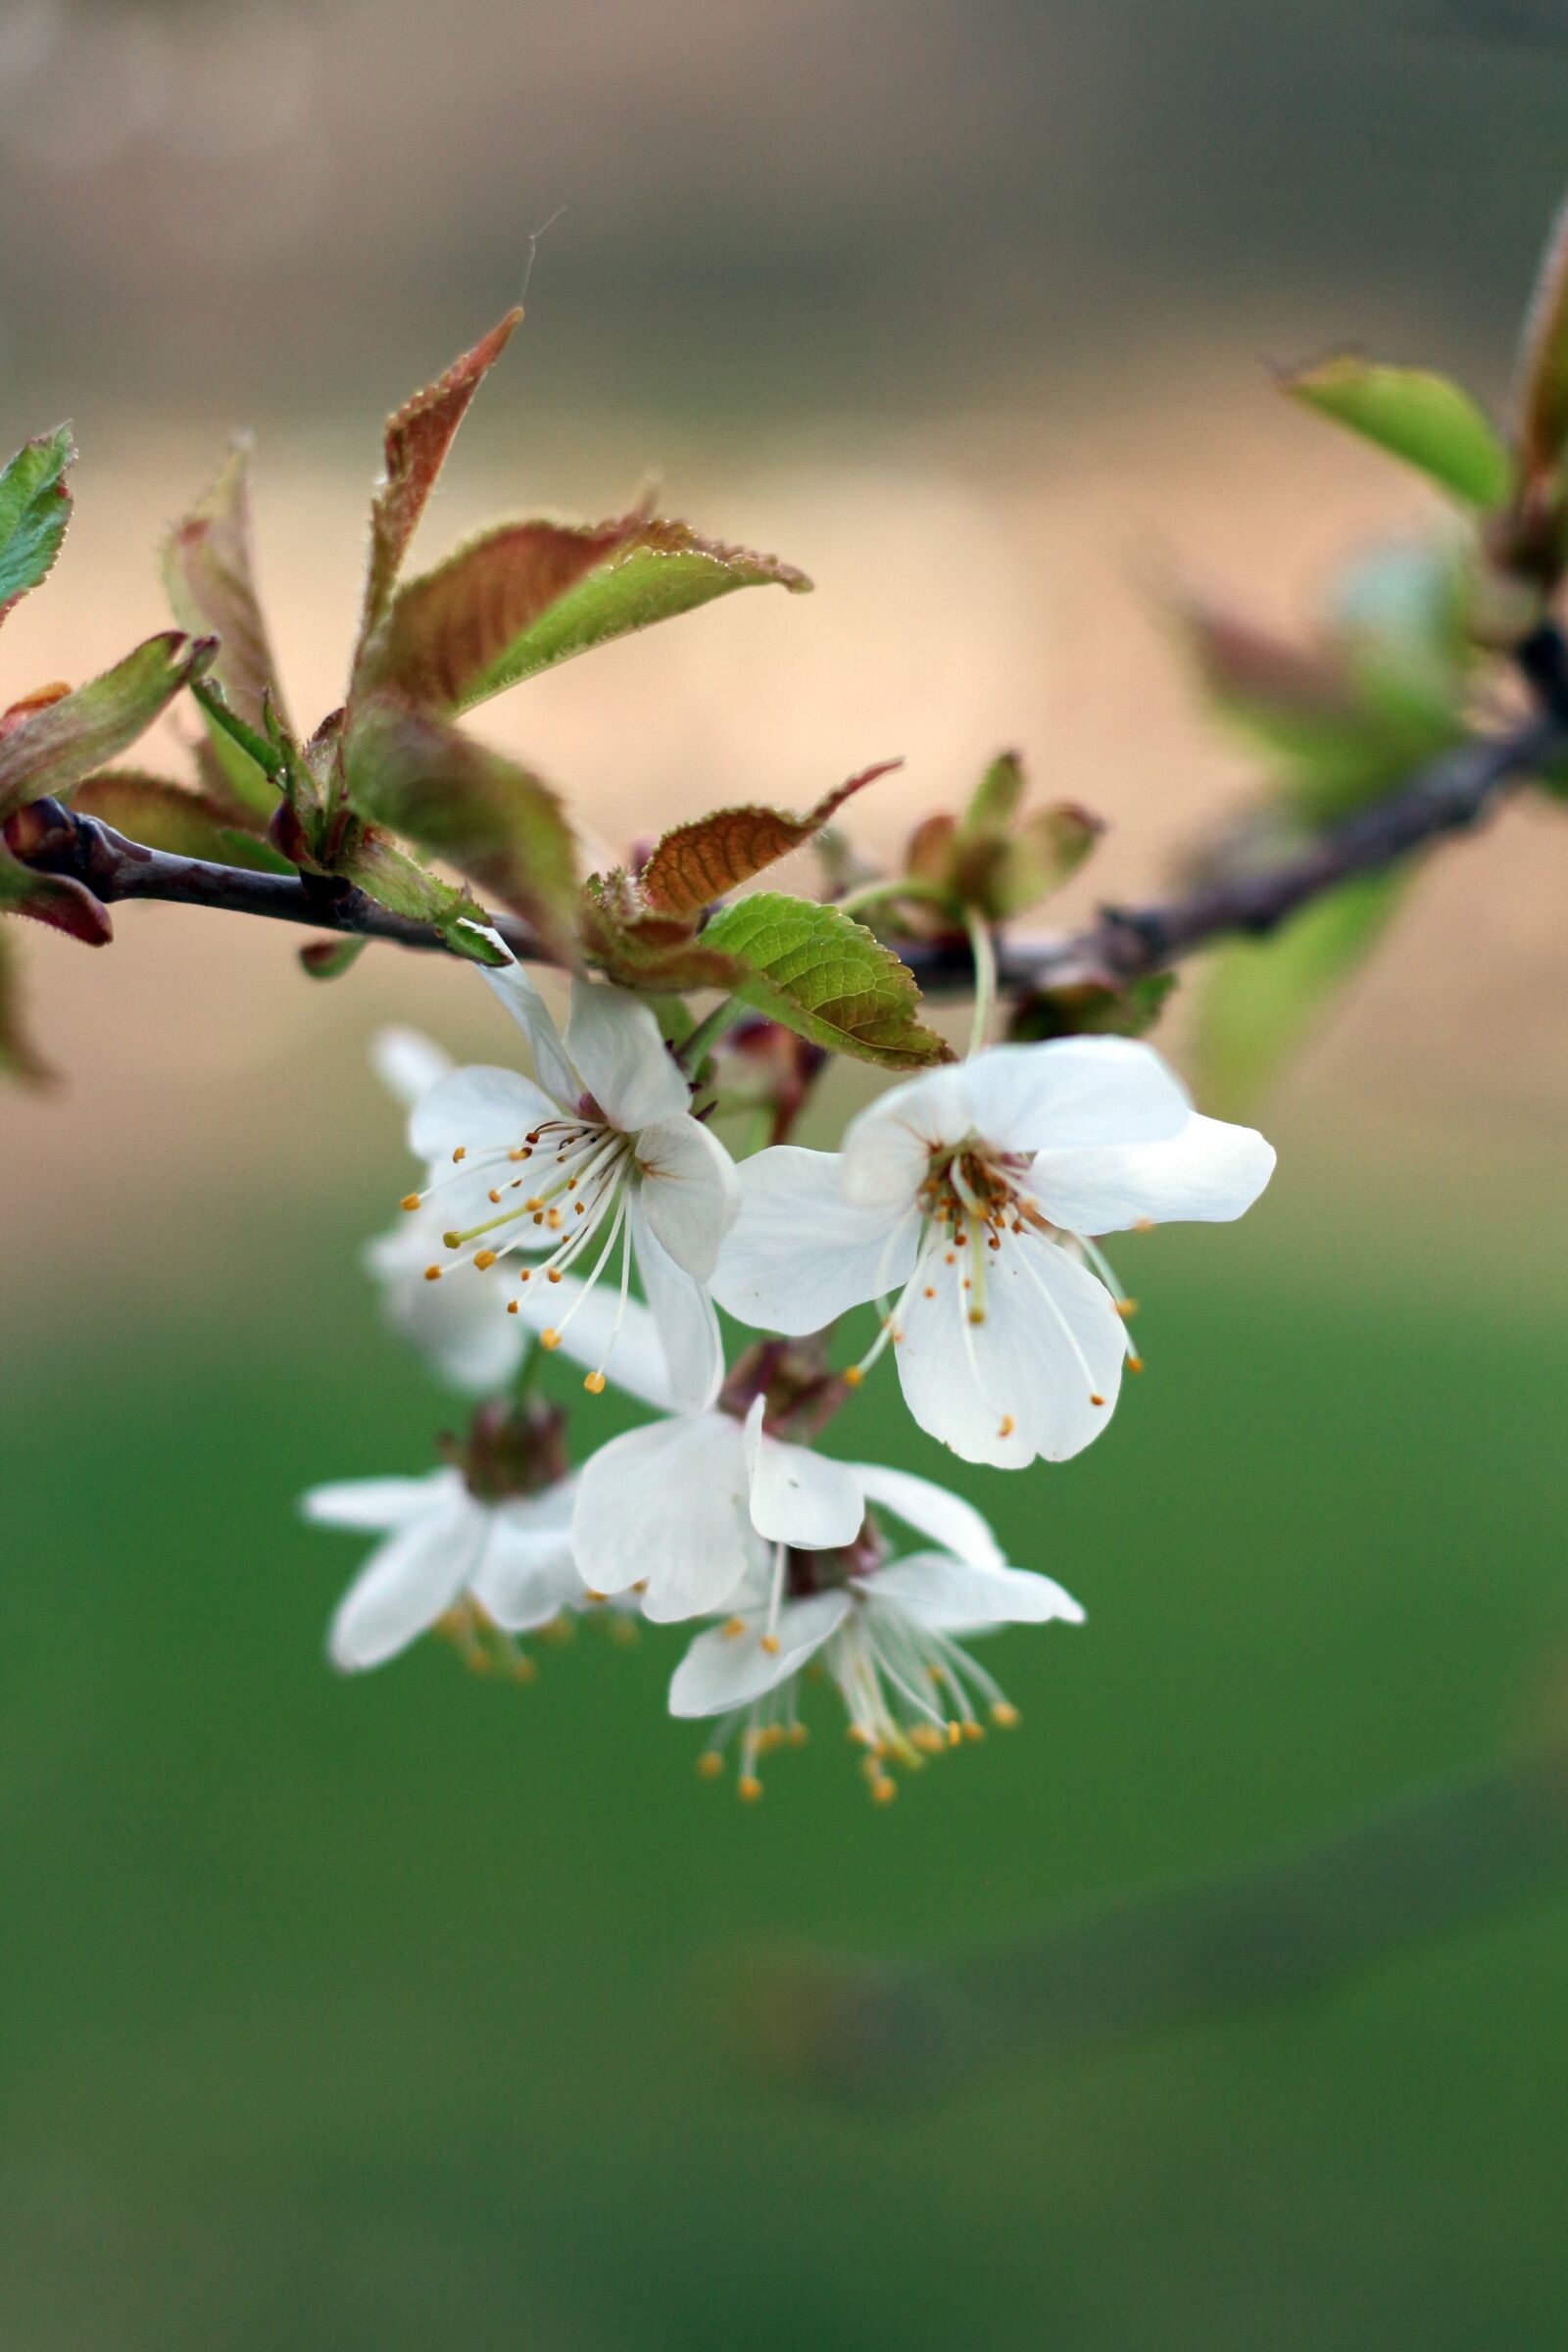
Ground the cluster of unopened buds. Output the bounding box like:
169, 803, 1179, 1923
308, 955, 1274, 1801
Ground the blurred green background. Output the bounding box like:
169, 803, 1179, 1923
5, 0, 1568, 2344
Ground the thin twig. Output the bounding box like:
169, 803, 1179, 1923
9, 630, 1566, 995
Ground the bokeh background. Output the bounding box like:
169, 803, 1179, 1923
4, 2, 1568, 2344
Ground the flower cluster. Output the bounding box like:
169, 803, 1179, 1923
308, 957, 1273, 1800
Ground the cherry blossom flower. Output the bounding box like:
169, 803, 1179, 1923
667, 1467, 1084, 1801
392, 966, 740, 1410
711, 1037, 1274, 1468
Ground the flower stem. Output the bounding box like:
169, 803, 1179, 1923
963, 905, 997, 1058
676, 997, 737, 1074
833, 875, 953, 922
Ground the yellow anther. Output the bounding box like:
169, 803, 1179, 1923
584, 1589, 607, 1603
1132, 1215, 1154, 1231
452, 1146, 466, 1163
632, 1579, 648, 1594
583, 1371, 607, 1396
737, 1776, 764, 1802
488, 1188, 502, 1204
442, 1229, 462, 1250
923, 1286, 936, 1299
787, 1724, 808, 1746
842, 1366, 863, 1388
991, 1700, 1020, 1728
507, 1300, 519, 1315
524, 1197, 545, 1211
722, 1616, 747, 1639
1090, 1391, 1106, 1407
947, 1720, 961, 1747
547, 1268, 563, 1285
540, 1328, 563, 1350
697, 1752, 724, 1780
518, 1269, 531, 1283
400, 1193, 421, 1212
760, 1634, 780, 1655
967, 1307, 985, 1326
961, 1720, 985, 1742
1114, 1297, 1139, 1317
869, 1776, 898, 1804
512, 1654, 537, 1684
997, 1413, 1014, 1438
1127, 1354, 1146, 1375
423, 1265, 442, 1283
473, 1250, 497, 1271
909, 1725, 945, 1754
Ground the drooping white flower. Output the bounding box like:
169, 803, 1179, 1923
391, 968, 740, 1410
569, 1387, 1004, 1626
710, 1036, 1275, 1468
667, 1467, 1084, 1801
304, 1457, 587, 1676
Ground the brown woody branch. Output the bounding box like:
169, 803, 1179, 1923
9, 627, 1567, 996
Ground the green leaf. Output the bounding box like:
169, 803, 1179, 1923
0, 633, 217, 822
1515, 189, 1568, 477
166, 441, 288, 817
299, 936, 369, 979
702, 891, 951, 1069
343, 696, 579, 958
327, 818, 506, 966
72, 771, 294, 873
358, 310, 523, 648
1195, 873, 1404, 1111
639, 760, 899, 919
358, 513, 649, 711
960, 749, 1026, 834
0, 920, 50, 1082
0, 425, 74, 626
1281, 356, 1512, 510
442, 520, 810, 698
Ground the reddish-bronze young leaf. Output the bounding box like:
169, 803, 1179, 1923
343, 694, 579, 957
73, 770, 294, 873
359, 310, 524, 645
0, 633, 217, 821
638, 760, 902, 919
358, 513, 647, 710
164, 441, 286, 732
578, 869, 746, 993
1516, 190, 1568, 479
0, 826, 113, 946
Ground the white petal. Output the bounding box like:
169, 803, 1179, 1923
634, 1114, 740, 1281
629, 1193, 724, 1412
850, 1461, 1004, 1571
667, 1591, 851, 1718
570, 1411, 755, 1622
514, 1268, 673, 1412
1030, 1112, 1277, 1236
710, 1148, 918, 1334
470, 1488, 585, 1631
896, 1230, 1126, 1466
302, 1470, 457, 1532
867, 1552, 1085, 1632
564, 978, 689, 1131
365, 1219, 528, 1395
371, 1026, 453, 1110
839, 1066, 974, 1207
327, 1503, 477, 1671
409, 1064, 559, 1165
743, 1396, 865, 1549
482, 960, 580, 1105
960, 1037, 1192, 1152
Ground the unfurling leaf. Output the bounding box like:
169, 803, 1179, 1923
962, 749, 1026, 833
166, 442, 289, 816
639, 761, 900, 918
578, 869, 745, 994
905, 751, 1102, 923
343, 696, 579, 958
1280, 356, 1513, 510
359, 310, 524, 645
1195, 872, 1404, 1110
299, 936, 369, 980
1515, 190, 1568, 479
0, 633, 217, 822
0, 426, 74, 626
702, 892, 951, 1069
1008, 970, 1177, 1044
449, 520, 810, 695
358, 513, 649, 710
71, 771, 294, 872
0, 920, 51, 1082
327, 818, 506, 965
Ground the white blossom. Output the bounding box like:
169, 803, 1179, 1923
386, 968, 740, 1410
711, 1036, 1274, 1467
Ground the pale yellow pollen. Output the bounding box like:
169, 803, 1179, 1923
697, 1752, 724, 1779
400, 1193, 421, 1212
583, 1370, 607, 1396
540, 1328, 563, 1350
947, 1721, 961, 1747
991, 1700, 1020, 1728
961, 1720, 985, 1742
